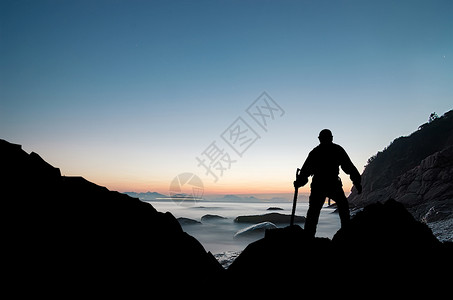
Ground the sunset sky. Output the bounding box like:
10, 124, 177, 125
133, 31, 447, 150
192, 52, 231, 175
1, 0, 452, 196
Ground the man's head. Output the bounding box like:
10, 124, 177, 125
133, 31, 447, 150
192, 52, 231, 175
318, 129, 333, 144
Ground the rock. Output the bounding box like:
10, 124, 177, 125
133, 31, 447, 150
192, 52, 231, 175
228, 225, 332, 290
348, 110, 453, 228
201, 214, 227, 222
228, 199, 452, 294
422, 205, 451, 223
426, 217, 453, 242
234, 222, 277, 238
234, 212, 305, 224
267, 207, 283, 211
177, 217, 202, 225
1, 139, 224, 293
332, 199, 440, 249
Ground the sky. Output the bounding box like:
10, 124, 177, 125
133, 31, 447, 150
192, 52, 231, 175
1, 0, 452, 196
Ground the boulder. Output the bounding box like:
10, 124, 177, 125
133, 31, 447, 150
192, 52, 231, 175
234, 221, 277, 238
234, 212, 305, 224
228, 199, 452, 294
332, 199, 440, 250
201, 214, 227, 222
228, 225, 332, 290
267, 207, 283, 210
177, 217, 202, 225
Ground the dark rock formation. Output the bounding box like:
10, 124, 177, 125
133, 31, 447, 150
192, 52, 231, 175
228, 199, 452, 294
351, 146, 453, 216
177, 217, 202, 225
333, 199, 440, 249
234, 212, 306, 224
201, 214, 227, 222
348, 110, 453, 237
228, 225, 333, 291
267, 207, 283, 210
1, 139, 223, 294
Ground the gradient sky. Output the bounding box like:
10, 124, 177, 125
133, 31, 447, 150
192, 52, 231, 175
1, 0, 452, 196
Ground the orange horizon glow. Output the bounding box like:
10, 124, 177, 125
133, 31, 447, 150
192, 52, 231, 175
93, 178, 353, 197
94, 179, 305, 195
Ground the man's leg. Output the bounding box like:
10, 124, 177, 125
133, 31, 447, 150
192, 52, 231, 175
332, 188, 350, 229
304, 190, 325, 237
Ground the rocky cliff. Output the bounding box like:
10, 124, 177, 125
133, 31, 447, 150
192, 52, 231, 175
348, 110, 453, 236
1, 139, 223, 295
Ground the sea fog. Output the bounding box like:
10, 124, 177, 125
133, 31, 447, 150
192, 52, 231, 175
147, 199, 341, 254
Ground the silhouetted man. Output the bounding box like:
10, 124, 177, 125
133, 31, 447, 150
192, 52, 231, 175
294, 129, 362, 237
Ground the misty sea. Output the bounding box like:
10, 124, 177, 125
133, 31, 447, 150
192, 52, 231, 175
147, 200, 341, 267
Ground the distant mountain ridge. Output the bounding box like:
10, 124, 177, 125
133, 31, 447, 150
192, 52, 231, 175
123, 191, 168, 200
348, 110, 453, 226
123, 192, 293, 203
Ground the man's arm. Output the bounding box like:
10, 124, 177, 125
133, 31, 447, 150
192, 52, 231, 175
339, 148, 362, 194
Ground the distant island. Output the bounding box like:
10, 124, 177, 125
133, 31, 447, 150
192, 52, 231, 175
123, 191, 295, 203
123, 191, 168, 200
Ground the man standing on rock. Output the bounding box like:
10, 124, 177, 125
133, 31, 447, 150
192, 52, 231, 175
294, 129, 362, 237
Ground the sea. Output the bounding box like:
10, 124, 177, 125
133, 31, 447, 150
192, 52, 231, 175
146, 199, 341, 267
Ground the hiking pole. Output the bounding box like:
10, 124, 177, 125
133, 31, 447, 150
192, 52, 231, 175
290, 168, 301, 226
